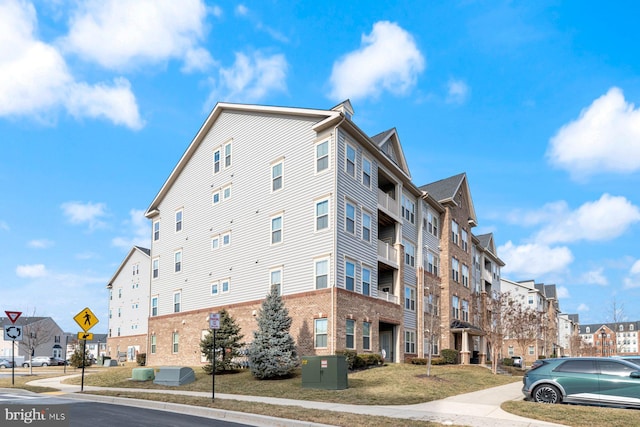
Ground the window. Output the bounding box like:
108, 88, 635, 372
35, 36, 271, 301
405, 330, 416, 354
316, 140, 329, 173
315, 318, 328, 348
222, 232, 231, 246
405, 286, 416, 311
346, 144, 356, 177
150, 335, 156, 354
427, 212, 438, 237
363, 322, 371, 350
151, 297, 158, 316
211, 281, 219, 295
109, 309, 112, 319
461, 264, 469, 287
272, 161, 283, 192
461, 229, 468, 252
118, 308, 121, 317
175, 209, 183, 232
426, 294, 439, 315
173, 291, 181, 313
271, 215, 282, 244
224, 142, 232, 168
451, 220, 459, 245
362, 267, 371, 296
152, 258, 159, 279
221, 279, 230, 293
528, 345, 535, 355
172, 332, 179, 353
211, 236, 219, 250
403, 239, 415, 267
362, 157, 371, 188
315, 258, 329, 289
452, 258, 459, 282
222, 184, 231, 201
427, 252, 439, 276
362, 211, 371, 242
346, 319, 355, 349
212, 191, 220, 205
315, 199, 329, 231
528, 296, 534, 305
345, 260, 355, 291
345, 201, 356, 234
586, 326, 591, 333
153, 221, 160, 241
452, 295, 459, 319
213, 149, 221, 174
174, 250, 182, 273
270, 269, 282, 295
402, 196, 415, 224
462, 299, 469, 322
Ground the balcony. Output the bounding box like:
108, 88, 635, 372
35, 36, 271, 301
378, 189, 399, 219
378, 240, 399, 268
376, 290, 399, 304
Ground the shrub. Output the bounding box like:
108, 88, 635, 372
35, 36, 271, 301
430, 357, 447, 365
360, 353, 383, 366
136, 353, 146, 366
410, 358, 428, 365
538, 355, 547, 359
441, 349, 459, 364
502, 357, 514, 366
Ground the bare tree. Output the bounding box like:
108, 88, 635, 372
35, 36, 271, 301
424, 285, 441, 376
503, 299, 542, 360
608, 298, 626, 353
17, 311, 55, 374
481, 290, 511, 374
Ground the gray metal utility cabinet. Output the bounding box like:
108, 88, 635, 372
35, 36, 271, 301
301, 355, 348, 390
153, 366, 195, 386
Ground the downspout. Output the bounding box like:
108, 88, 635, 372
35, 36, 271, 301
330, 115, 346, 355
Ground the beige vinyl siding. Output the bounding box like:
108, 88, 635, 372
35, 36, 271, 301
149, 111, 337, 316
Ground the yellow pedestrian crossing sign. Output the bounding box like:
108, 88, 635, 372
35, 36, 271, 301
74, 307, 99, 332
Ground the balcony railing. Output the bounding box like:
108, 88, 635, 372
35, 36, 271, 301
377, 189, 399, 217
376, 290, 399, 304
378, 240, 398, 267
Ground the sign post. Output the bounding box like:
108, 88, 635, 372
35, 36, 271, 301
5, 311, 21, 385
73, 308, 99, 392
209, 313, 220, 401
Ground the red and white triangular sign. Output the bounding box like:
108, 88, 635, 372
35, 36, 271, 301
5, 311, 22, 324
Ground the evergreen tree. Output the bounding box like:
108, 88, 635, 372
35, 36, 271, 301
69, 346, 92, 368
248, 285, 298, 379
200, 309, 244, 374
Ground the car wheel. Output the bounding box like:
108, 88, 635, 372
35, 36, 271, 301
0, 365, 5, 369
22, 363, 29, 368
42, 363, 48, 367
533, 384, 562, 404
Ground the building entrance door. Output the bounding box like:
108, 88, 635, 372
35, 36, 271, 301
380, 331, 392, 362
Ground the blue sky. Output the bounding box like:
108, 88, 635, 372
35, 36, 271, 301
2, 0, 640, 333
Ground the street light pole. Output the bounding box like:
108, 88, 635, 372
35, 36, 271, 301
600, 330, 606, 357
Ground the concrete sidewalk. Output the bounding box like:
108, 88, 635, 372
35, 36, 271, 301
26, 375, 566, 427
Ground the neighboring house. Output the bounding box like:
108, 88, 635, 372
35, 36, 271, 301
557, 313, 580, 356
579, 321, 639, 356
0, 317, 64, 365
106, 246, 151, 361
138, 100, 506, 366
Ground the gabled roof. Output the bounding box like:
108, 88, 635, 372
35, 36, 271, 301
419, 173, 477, 226
473, 233, 505, 266
145, 102, 342, 217
0, 316, 57, 328
370, 128, 411, 178
107, 246, 151, 288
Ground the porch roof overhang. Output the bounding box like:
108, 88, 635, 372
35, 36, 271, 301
450, 320, 485, 336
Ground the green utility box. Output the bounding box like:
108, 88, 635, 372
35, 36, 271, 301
301, 355, 348, 390
131, 367, 155, 381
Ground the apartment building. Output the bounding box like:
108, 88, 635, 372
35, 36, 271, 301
138, 100, 504, 366
106, 246, 151, 361
579, 321, 640, 356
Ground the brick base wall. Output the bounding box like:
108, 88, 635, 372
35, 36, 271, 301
106, 334, 147, 361
147, 288, 404, 366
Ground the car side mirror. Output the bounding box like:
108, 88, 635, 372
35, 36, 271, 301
631, 371, 640, 379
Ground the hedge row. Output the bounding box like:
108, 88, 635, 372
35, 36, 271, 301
335, 350, 384, 370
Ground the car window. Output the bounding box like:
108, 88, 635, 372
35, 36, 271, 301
555, 359, 597, 374
598, 360, 637, 376
623, 358, 640, 367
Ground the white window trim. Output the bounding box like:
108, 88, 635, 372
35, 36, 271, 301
152, 257, 159, 279
314, 256, 330, 289
221, 278, 230, 294
212, 190, 221, 205
346, 319, 355, 349
153, 220, 160, 241
221, 231, 231, 247
222, 183, 232, 201
345, 143, 356, 178
211, 281, 219, 295
213, 148, 221, 174
345, 199, 356, 235
345, 259, 356, 292
174, 249, 182, 273
270, 267, 283, 295
314, 318, 328, 348
271, 159, 284, 193
361, 209, 372, 243
211, 236, 220, 250
175, 209, 183, 233
315, 197, 330, 232
361, 265, 372, 296
271, 213, 283, 245
173, 290, 181, 313
315, 140, 330, 174
362, 156, 372, 189
224, 140, 232, 168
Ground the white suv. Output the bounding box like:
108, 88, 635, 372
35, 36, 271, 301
22, 356, 54, 367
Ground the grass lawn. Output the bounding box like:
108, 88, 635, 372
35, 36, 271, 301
502, 400, 640, 427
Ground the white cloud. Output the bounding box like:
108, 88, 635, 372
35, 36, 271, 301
235, 4, 248, 16
206, 51, 287, 105
210, 5, 223, 18
534, 194, 640, 244
547, 87, 640, 179
624, 260, 640, 289
16, 264, 48, 278
0, 220, 9, 231
61, 0, 213, 72
112, 209, 151, 250
329, 21, 425, 101
577, 303, 590, 312
579, 268, 608, 286
0, 0, 143, 128
504, 201, 567, 226
556, 286, 570, 299
632, 260, 640, 275
446, 79, 469, 104
61, 201, 107, 230
498, 241, 573, 277
28, 239, 54, 249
